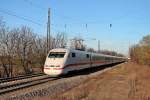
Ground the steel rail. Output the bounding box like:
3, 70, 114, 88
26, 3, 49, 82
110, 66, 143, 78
0, 76, 56, 95
0, 73, 45, 83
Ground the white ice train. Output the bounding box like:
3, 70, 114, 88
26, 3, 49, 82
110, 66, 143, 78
44, 48, 126, 76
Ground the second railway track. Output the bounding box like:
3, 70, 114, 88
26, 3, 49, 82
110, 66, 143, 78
0, 75, 57, 95
0, 73, 45, 84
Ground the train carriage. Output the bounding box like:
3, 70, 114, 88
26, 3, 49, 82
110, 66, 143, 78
44, 48, 126, 76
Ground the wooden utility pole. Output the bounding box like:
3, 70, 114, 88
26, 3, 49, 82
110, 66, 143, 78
47, 8, 51, 53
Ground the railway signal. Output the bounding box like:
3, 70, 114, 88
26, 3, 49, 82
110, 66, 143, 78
110, 24, 112, 28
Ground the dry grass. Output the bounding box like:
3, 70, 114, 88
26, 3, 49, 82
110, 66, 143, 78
36, 62, 150, 100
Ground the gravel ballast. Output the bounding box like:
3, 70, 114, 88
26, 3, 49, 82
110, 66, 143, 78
0, 65, 118, 100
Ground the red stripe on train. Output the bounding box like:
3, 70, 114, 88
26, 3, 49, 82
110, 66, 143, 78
44, 67, 64, 70
53, 68, 64, 70
44, 68, 51, 70
45, 61, 111, 70
64, 61, 107, 68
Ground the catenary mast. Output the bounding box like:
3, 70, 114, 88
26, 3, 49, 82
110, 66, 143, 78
47, 8, 51, 53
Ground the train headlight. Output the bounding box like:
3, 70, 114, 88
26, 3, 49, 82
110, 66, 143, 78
50, 65, 55, 67
56, 65, 60, 67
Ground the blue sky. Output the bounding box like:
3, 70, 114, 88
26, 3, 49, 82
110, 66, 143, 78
0, 0, 150, 56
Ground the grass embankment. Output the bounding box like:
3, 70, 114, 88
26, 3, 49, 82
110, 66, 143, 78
39, 62, 150, 100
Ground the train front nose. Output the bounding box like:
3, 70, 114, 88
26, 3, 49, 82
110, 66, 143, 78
44, 65, 64, 76
44, 51, 66, 76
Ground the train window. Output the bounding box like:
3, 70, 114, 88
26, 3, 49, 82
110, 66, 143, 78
86, 54, 89, 58
48, 52, 65, 58
72, 53, 76, 58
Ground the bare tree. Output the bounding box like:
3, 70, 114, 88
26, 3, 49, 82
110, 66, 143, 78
139, 35, 150, 47
32, 36, 47, 70
53, 33, 67, 48
86, 48, 96, 53
0, 18, 70, 77
0, 19, 14, 77
70, 37, 86, 51
16, 26, 35, 74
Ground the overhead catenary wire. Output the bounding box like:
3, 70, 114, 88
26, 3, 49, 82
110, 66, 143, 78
23, 0, 46, 10
22, 0, 129, 27
0, 8, 43, 26
0, 0, 129, 36
22, 0, 88, 25
22, 0, 128, 33
0, 7, 64, 33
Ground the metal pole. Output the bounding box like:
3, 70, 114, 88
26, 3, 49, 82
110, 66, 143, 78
98, 40, 100, 52
47, 22, 48, 54
46, 8, 51, 54
48, 8, 51, 50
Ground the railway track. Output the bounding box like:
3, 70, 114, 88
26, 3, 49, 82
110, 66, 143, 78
0, 75, 57, 95
0, 62, 124, 95
0, 73, 45, 83
0, 63, 124, 99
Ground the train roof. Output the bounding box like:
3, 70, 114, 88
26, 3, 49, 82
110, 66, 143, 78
49, 48, 68, 52
49, 48, 126, 59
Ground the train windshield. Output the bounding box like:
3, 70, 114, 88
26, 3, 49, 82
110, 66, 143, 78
48, 52, 65, 58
